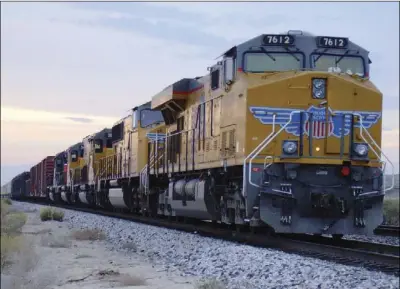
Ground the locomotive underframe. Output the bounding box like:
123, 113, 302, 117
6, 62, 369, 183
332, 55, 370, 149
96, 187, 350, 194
46, 160, 384, 237
253, 162, 384, 235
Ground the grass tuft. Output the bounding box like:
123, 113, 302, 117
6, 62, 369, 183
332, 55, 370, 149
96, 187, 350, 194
383, 198, 399, 226
2, 212, 27, 235
3, 198, 12, 205
195, 278, 227, 289
71, 228, 106, 241
39, 207, 64, 222
1, 200, 28, 270
1, 234, 23, 269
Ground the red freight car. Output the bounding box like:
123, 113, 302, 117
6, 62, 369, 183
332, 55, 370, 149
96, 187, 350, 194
40, 156, 54, 197
29, 165, 37, 197
30, 156, 55, 198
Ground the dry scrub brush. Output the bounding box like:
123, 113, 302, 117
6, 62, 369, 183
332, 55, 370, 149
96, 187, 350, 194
3, 198, 12, 205
383, 198, 399, 226
39, 207, 64, 222
1, 200, 28, 269
71, 228, 106, 241
195, 278, 227, 289
97, 269, 146, 287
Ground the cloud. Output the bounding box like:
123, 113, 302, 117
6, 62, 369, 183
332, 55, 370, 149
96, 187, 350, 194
1, 106, 119, 166
1, 2, 398, 177
65, 117, 93, 123
1, 3, 213, 118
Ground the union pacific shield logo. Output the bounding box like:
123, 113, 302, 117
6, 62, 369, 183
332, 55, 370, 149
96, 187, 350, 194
249, 105, 381, 139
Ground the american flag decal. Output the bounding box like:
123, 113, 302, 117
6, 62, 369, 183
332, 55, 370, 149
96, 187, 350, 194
249, 105, 381, 139
304, 121, 334, 139
304, 105, 332, 139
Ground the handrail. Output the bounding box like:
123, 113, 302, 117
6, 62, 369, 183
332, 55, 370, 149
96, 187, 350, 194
353, 113, 395, 192
248, 111, 301, 189
243, 111, 303, 196
242, 114, 277, 195
264, 156, 274, 169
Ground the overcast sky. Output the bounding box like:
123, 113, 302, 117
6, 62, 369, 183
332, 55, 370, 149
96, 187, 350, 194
1, 2, 399, 184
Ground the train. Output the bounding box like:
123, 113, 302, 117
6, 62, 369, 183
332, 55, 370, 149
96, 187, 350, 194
5, 30, 395, 239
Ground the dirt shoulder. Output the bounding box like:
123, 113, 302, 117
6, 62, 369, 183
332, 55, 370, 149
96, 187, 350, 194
1, 205, 199, 289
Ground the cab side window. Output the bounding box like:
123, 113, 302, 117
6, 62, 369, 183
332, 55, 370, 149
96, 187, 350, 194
71, 150, 78, 162
211, 69, 220, 90
94, 139, 104, 153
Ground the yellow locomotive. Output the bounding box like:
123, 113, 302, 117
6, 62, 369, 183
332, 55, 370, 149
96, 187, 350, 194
46, 30, 394, 237
141, 31, 394, 236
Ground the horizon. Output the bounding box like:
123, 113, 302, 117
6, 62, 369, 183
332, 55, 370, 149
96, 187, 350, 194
1, 2, 399, 185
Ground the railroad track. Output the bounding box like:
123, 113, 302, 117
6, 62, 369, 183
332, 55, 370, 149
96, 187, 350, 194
374, 225, 400, 237
16, 199, 400, 276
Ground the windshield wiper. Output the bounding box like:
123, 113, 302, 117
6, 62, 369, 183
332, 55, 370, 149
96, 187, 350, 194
283, 47, 300, 62
260, 47, 276, 61
314, 48, 329, 63
335, 50, 350, 65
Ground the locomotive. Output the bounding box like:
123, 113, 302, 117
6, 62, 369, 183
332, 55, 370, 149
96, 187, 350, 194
8, 31, 395, 238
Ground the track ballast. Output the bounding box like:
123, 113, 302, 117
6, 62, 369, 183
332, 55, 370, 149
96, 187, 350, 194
16, 199, 400, 277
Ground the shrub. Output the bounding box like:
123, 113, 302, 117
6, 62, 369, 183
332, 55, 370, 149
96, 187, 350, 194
39, 207, 53, 221
383, 198, 399, 226
195, 278, 227, 289
1, 234, 23, 269
39, 207, 64, 222
3, 198, 12, 205
2, 212, 27, 235
1, 200, 10, 219
0, 208, 27, 270
71, 228, 106, 241
52, 210, 64, 221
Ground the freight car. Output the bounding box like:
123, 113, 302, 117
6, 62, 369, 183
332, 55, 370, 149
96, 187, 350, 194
10, 171, 30, 200
29, 156, 54, 199
12, 30, 395, 238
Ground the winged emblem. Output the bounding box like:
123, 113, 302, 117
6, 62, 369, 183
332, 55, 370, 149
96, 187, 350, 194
146, 133, 166, 143
249, 106, 381, 139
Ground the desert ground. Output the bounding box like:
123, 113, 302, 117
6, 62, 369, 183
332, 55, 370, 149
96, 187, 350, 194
1, 202, 204, 289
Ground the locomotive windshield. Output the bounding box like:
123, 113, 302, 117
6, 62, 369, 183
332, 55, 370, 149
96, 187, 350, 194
244, 52, 303, 72
311, 54, 365, 76
140, 109, 164, 128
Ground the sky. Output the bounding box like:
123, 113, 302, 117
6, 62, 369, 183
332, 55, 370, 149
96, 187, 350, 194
1, 2, 399, 185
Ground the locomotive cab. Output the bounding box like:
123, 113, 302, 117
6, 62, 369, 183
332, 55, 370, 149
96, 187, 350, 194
76, 128, 113, 206
222, 31, 394, 236
50, 151, 67, 203
96, 102, 166, 212
60, 142, 84, 204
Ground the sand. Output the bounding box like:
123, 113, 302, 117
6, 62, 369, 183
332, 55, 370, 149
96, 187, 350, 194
1, 209, 200, 289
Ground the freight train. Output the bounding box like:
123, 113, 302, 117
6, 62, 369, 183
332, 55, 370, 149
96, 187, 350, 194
7, 31, 395, 238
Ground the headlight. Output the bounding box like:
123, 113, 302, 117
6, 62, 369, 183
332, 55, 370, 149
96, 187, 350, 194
312, 78, 326, 99
283, 141, 298, 155
354, 143, 368, 157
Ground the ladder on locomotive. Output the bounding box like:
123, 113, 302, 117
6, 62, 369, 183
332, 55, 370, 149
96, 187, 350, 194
140, 143, 165, 195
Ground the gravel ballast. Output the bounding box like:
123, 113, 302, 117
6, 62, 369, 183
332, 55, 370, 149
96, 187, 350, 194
13, 202, 399, 289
